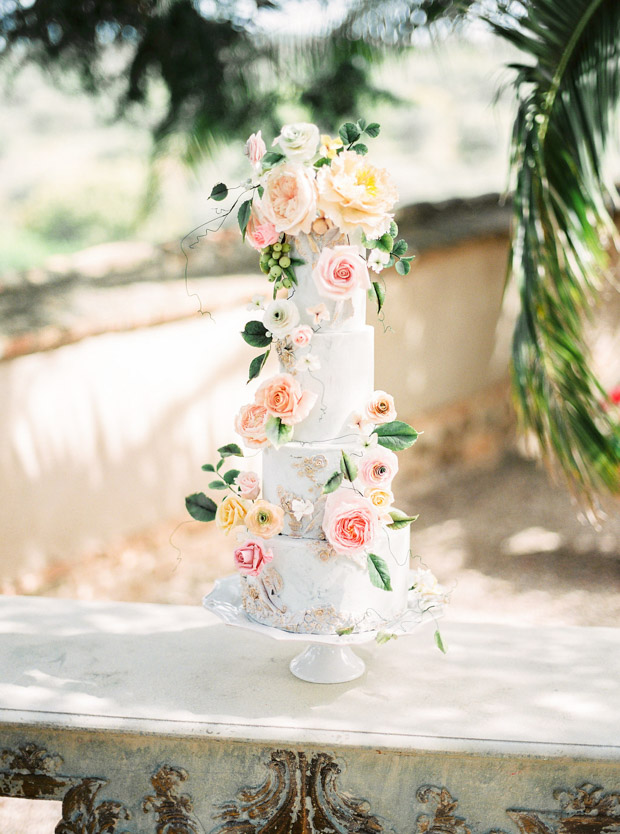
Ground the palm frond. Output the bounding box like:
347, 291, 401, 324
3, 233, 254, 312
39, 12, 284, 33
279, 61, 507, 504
486, 0, 620, 509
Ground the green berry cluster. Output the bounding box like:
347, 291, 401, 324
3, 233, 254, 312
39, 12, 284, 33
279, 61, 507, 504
259, 238, 292, 288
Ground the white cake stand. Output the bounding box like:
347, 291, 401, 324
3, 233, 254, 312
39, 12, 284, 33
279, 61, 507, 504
202, 574, 442, 684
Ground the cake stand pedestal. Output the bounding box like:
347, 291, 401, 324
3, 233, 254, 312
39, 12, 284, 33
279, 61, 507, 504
203, 574, 442, 685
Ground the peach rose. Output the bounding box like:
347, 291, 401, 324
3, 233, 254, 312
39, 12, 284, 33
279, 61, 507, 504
312, 245, 371, 300
316, 150, 398, 237
358, 447, 399, 488
255, 373, 317, 426
365, 390, 397, 424
245, 499, 284, 538
235, 471, 261, 500
244, 130, 266, 169
234, 538, 273, 577
260, 162, 317, 236
215, 495, 248, 534
291, 325, 313, 347
322, 490, 380, 556
234, 403, 270, 448
245, 203, 280, 251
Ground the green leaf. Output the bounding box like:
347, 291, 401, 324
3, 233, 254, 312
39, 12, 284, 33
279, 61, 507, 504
201, 463, 215, 472
216, 458, 224, 471
265, 416, 293, 449
373, 420, 419, 451
241, 320, 271, 348
356, 117, 367, 131
257, 185, 264, 199
367, 553, 392, 591
387, 510, 419, 529
339, 122, 361, 145
376, 233, 394, 253
223, 469, 240, 485
340, 451, 358, 482
337, 626, 354, 636
364, 123, 381, 138
217, 443, 243, 458
185, 492, 217, 522
376, 631, 397, 645
352, 143, 368, 155
237, 199, 252, 240
248, 350, 270, 382
389, 220, 398, 238
314, 157, 331, 168
434, 629, 447, 654
370, 281, 386, 315
392, 239, 408, 257
209, 480, 227, 490
322, 471, 343, 494
289, 257, 305, 267
208, 182, 228, 201
395, 259, 411, 276
261, 151, 285, 167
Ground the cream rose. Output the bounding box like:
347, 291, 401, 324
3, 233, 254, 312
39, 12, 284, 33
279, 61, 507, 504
316, 150, 398, 237
215, 495, 248, 534
358, 447, 399, 487
322, 490, 380, 557
255, 373, 317, 426
244, 130, 266, 170
235, 471, 261, 500
291, 325, 313, 347
365, 487, 394, 512
263, 299, 300, 339
234, 403, 270, 448
233, 538, 273, 577
260, 163, 317, 236
245, 203, 280, 251
365, 390, 397, 424
274, 123, 320, 162
312, 245, 371, 300
245, 499, 284, 538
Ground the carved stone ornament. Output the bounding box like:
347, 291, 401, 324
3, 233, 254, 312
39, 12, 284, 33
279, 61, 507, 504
143, 764, 205, 834
0, 742, 131, 833
211, 749, 384, 834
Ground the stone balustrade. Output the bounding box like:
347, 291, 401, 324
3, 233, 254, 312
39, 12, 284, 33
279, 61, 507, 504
0, 594, 618, 833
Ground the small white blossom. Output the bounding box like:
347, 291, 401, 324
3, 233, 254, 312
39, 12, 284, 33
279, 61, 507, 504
368, 249, 391, 274
295, 353, 321, 372
410, 568, 448, 607
290, 498, 314, 521
247, 294, 266, 312
348, 411, 374, 437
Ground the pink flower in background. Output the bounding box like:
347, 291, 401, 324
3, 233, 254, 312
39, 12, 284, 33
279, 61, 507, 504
291, 325, 313, 347
235, 471, 261, 500
244, 131, 266, 169
245, 203, 280, 251
365, 390, 396, 424
233, 538, 274, 576
306, 303, 330, 325
312, 245, 371, 300
260, 162, 317, 236
234, 403, 270, 448
322, 490, 380, 556
255, 373, 317, 426
358, 447, 399, 488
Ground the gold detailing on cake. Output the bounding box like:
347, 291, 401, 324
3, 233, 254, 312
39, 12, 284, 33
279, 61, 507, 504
274, 338, 296, 372
143, 765, 204, 834
293, 454, 328, 486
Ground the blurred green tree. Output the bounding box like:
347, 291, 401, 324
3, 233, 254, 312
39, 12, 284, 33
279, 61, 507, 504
1, 0, 619, 509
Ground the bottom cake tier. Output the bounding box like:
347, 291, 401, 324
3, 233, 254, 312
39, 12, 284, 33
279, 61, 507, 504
240, 525, 411, 634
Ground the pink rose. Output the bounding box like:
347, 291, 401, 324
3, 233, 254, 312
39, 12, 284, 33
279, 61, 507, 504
322, 490, 380, 556
260, 162, 317, 236
358, 447, 399, 488
255, 373, 317, 426
244, 131, 266, 169
235, 471, 261, 500
234, 403, 270, 448
312, 245, 371, 300
291, 325, 313, 347
234, 538, 273, 577
245, 203, 280, 251
365, 390, 397, 424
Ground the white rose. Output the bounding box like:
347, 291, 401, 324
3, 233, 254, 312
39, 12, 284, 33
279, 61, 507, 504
263, 299, 300, 338
274, 123, 320, 162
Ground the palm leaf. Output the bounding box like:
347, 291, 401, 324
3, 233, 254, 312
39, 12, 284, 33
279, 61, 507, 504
486, 0, 620, 509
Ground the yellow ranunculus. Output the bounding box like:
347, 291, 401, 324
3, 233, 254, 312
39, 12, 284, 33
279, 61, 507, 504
215, 495, 248, 534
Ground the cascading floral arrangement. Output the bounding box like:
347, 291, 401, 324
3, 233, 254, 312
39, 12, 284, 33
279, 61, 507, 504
185, 119, 447, 635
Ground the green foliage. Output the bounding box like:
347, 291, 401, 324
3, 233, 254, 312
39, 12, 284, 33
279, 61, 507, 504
237, 199, 252, 240
340, 451, 358, 482
248, 351, 270, 383
265, 416, 293, 449
367, 553, 392, 591
217, 444, 243, 458
387, 510, 419, 529
185, 492, 217, 522
373, 420, 419, 451
208, 183, 228, 201
434, 629, 447, 654
370, 281, 386, 314
322, 472, 344, 494
241, 321, 272, 349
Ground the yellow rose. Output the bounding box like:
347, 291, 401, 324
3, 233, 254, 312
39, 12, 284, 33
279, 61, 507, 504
245, 499, 284, 539
316, 150, 398, 238
365, 488, 394, 511
215, 495, 248, 534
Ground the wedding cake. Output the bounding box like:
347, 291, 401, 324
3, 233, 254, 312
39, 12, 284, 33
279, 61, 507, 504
187, 120, 435, 636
